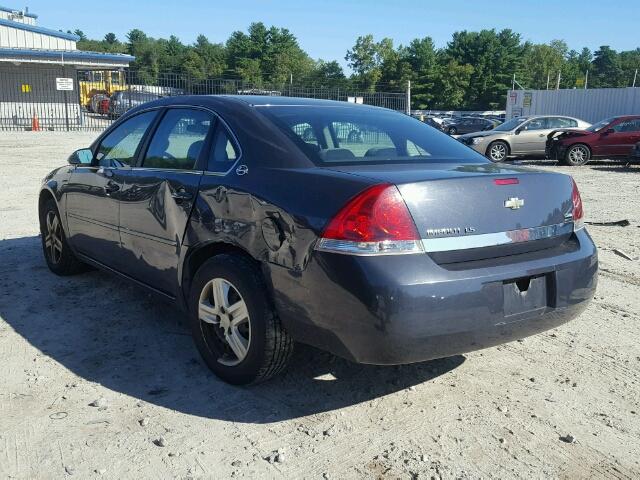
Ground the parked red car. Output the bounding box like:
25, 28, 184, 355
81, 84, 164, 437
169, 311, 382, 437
547, 115, 640, 166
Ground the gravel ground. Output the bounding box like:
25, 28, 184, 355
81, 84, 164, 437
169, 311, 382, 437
1, 131, 639, 479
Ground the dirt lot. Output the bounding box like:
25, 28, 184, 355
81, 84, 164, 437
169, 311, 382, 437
1, 132, 639, 479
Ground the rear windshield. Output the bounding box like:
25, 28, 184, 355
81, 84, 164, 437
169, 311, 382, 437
258, 106, 485, 165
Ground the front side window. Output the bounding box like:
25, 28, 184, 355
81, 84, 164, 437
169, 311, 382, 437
96, 111, 157, 167
208, 125, 239, 173
143, 108, 213, 170
260, 106, 484, 165
613, 119, 640, 133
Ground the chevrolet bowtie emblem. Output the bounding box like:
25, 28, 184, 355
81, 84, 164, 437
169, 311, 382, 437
504, 197, 524, 210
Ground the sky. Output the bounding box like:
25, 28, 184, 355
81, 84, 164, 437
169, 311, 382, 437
21, 0, 640, 71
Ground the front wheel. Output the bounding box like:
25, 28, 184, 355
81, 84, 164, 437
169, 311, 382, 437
188, 255, 293, 385
562, 144, 591, 166
39, 198, 86, 275
487, 141, 509, 162
447, 126, 457, 135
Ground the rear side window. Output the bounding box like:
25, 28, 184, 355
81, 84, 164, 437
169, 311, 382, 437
208, 125, 239, 173
143, 108, 213, 170
549, 117, 577, 128
523, 118, 548, 130
96, 111, 157, 167
259, 106, 483, 165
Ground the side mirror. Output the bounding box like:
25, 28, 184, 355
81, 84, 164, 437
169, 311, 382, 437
68, 148, 93, 165
514, 128, 522, 135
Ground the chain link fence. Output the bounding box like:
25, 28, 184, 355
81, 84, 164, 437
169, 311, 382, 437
0, 69, 407, 132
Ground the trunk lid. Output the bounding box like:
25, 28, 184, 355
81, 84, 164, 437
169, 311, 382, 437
327, 162, 575, 262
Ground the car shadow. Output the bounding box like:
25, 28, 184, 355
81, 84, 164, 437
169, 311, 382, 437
0, 235, 465, 424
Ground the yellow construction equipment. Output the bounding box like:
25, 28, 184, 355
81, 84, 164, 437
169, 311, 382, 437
78, 70, 127, 110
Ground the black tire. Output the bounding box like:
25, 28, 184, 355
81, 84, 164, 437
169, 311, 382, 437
561, 144, 591, 166
188, 254, 293, 385
486, 140, 509, 162
39, 198, 86, 276
447, 126, 457, 135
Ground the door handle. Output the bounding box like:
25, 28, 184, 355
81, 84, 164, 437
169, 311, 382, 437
104, 181, 120, 194
171, 190, 193, 203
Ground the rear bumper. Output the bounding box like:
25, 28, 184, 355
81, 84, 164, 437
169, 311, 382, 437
269, 229, 597, 365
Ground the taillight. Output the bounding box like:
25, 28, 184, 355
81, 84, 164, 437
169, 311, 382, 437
316, 184, 423, 255
571, 178, 584, 231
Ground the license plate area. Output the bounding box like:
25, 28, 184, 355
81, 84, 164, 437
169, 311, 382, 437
503, 274, 548, 317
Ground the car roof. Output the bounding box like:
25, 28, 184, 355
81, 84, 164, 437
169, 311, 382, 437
139, 94, 387, 111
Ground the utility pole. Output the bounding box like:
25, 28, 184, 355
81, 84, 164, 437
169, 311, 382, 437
585, 70, 588, 89
633, 69, 638, 87
406, 80, 411, 115
512, 73, 515, 91
546, 73, 550, 90
556, 71, 561, 90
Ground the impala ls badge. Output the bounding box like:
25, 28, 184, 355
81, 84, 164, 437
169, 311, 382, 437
504, 197, 524, 210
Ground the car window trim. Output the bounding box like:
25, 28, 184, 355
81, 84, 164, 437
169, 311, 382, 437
206, 121, 242, 174
92, 108, 162, 168
135, 105, 218, 172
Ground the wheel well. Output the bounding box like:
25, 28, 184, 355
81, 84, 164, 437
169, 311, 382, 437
182, 242, 259, 299
38, 189, 56, 224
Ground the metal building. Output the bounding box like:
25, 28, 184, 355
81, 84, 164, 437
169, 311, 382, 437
0, 5, 133, 129
506, 88, 640, 123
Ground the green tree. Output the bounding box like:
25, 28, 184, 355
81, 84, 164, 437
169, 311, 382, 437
444, 29, 524, 109
522, 40, 568, 89
591, 46, 624, 87
432, 59, 474, 109
104, 33, 117, 44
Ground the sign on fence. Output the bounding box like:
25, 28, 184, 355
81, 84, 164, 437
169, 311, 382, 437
55, 78, 74, 91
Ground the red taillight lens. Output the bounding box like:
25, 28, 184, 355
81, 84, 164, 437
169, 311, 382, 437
571, 178, 584, 230
322, 184, 419, 242
494, 178, 519, 185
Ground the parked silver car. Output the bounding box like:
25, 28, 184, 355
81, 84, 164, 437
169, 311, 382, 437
458, 115, 591, 162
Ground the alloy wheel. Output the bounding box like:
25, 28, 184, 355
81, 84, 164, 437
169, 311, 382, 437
569, 145, 589, 164
44, 211, 63, 264
489, 143, 507, 161
198, 278, 251, 366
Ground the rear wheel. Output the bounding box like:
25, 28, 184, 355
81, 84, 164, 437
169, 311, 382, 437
487, 141, 509, 162
447, 126, 457, 135
562, 144, 591, 166
188, 254, 293, 385
39, 198, 86, 275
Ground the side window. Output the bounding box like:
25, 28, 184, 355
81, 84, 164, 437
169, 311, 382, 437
406, 140, 430, 157
291, 122, 318, 147
143, 108, 213, 170
331, 121, 395, 158
613, 120, 640, 132
96, 111, 157, 167
549, 117, 577, 128
208, 125, 239, 173
524, 118, 547, 130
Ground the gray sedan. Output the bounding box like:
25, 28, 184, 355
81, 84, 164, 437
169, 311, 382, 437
458, 115, 591, 162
